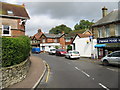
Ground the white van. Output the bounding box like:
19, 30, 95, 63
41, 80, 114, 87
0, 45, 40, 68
101, 51, 120, 66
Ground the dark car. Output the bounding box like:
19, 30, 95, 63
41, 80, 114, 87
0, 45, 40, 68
56, 49, 67, 56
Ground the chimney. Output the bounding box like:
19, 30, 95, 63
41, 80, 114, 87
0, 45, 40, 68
38, 29, 42, 33
102, 6, 108, 17
62, 31, 64, 34
22, 3, 25, 7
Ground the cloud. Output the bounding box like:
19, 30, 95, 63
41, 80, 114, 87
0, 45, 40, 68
25, 15, 75, 36
1, 0, 118, 36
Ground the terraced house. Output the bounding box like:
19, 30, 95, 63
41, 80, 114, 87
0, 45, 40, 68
0, 2, 30, 37
92, 6, 120, 59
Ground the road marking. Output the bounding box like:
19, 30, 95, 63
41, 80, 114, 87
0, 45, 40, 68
75, 67, 80, 70
68, 62, 71, 64
81, 71, 90, 77
92, 78, 95, 80
45, 64, 50, 83
99, 83, 110, 90
107, 68, 118, 72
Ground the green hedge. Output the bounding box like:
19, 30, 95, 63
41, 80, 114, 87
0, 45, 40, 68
2, 36, 31, 67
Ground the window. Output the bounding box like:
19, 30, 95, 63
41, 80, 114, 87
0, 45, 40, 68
105, 26, 110, 37
111, 52, 120, 57
7, 10, 13, 15
65, 38, 71, 42
54, 39, 58, 43
2, 25, 11, 36
98, 28, 103, 38
115, 24, 120, 36
42, 39, 45, 43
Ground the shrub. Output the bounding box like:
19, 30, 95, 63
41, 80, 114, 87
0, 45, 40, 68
2, 36, 31, 67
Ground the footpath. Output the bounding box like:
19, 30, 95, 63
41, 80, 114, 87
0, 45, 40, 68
8, 55, 46, 88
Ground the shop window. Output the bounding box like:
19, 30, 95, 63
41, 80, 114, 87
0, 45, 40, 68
2, 25, 11, 36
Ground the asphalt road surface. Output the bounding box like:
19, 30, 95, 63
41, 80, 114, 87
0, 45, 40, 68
34, 53, 120, 89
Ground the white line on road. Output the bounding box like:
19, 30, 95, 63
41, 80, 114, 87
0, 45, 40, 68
68, 62, 71, 64
99, 83, 110, 90
75, 67, 80, 70
107, 68, 118, 72
81, 71, 90, 77
92, 78, 95, 80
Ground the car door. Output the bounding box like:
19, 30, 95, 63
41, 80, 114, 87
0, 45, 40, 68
109, 52, 120, 64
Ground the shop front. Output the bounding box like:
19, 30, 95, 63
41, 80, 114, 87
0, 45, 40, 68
95, 37, 120, 59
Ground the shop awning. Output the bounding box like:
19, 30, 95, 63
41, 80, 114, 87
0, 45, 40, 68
94, 44, 106, 48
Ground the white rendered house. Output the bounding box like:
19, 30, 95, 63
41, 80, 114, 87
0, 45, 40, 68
72, 34, 97, 58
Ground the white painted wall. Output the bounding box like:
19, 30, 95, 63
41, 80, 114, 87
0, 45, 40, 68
40, 43, 60, 52
73, 36, 97, 58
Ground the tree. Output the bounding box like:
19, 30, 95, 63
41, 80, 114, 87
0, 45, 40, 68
49, 24, 72, 34
74, 20, 94, 30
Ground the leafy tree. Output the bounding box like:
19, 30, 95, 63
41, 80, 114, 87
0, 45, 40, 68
49, 24, 72, 34
74, 20, 94, 30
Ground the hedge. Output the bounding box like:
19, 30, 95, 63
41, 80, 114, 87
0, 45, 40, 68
2, 36, 31, 67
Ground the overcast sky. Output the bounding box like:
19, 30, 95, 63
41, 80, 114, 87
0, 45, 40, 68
1, 0, 119, 36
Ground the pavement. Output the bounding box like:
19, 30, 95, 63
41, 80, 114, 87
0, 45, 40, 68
8, 55, 46, 88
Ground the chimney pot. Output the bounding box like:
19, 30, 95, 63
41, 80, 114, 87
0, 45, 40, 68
38, 29, 42, 33
102, 6, 108, 17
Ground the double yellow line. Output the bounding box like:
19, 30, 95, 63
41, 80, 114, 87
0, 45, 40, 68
45, 63, 50, 83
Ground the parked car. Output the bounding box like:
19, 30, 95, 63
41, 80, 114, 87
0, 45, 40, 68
56, 49, 67, 56
101, 51, 120, 66
65, 50, 80, 59
32, 47, 40, 54
48, 49, 56, 55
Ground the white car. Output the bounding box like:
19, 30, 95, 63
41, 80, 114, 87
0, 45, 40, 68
48, 49, 56, 55
65, 50, 80, 59
101, 51, 120, 66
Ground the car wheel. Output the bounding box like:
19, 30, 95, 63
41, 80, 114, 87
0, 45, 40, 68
103, 60, 109, 66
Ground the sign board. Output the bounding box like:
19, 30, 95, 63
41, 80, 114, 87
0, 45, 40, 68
97, 38, 120, 44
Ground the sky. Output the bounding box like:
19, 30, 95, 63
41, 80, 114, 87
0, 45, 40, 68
1, 0, 119, 36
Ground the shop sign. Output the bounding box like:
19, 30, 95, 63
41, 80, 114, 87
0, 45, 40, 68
97, 38, 120, 43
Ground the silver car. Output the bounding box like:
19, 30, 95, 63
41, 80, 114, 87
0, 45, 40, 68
65, 50, 80, 59
101, 51, 120, 66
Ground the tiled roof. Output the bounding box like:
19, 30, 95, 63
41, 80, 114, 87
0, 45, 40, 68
77, 34, 92, 38
0, 2, 30, 19
93, 9, 120, 27
33, 32, 43, 40
44, 33, 64, 38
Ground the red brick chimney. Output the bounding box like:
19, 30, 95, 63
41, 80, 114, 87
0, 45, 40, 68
22, 3, 25, 7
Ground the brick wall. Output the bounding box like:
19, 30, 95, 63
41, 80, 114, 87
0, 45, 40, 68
1, 17, 25, 36
59, 36, 66, 49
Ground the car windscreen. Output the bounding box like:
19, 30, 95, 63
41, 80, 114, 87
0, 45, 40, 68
73, 51, 79, 54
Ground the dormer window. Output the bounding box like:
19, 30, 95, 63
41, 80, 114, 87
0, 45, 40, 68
7, 10, 13, 15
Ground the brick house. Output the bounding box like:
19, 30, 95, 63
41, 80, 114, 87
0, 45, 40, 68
92, 6, 120, 58
30, 29, 43, 47
0, 2, 30, 37
31, 30, 66, 52
40, 31, 65, 52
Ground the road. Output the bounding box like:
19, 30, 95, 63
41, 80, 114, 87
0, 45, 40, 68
34, 53, 119, 89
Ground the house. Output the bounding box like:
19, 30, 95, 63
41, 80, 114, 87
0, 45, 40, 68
72, 33, 97, 58
30, 29, 43, 47
31, 30, 66, 52
92, 6, 120, 59
0, 2, 30, 37
40, 31, 65, 52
